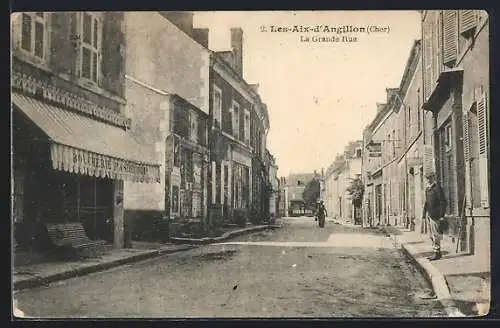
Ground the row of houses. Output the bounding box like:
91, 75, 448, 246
12, 11, 279, 252
321, 141, 363, 224
360, 10, 489, 257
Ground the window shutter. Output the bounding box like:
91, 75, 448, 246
423, 144, 435, 176
101, 12, 125, 98
477, 92, 489, 207
443, 10, 458, 66
462, 112, 472, 208
50, 13, 77, 75
423, 20, 433, 101
460, 10, 477, 35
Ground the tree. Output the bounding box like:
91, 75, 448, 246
346, 176, 364, 207
302, 178, 320, 208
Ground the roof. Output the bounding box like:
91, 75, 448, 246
285, 173, 316, 187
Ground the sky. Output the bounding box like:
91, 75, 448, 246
193, 11, 422, 178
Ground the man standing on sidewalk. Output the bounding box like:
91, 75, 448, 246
422, 172, 447, 261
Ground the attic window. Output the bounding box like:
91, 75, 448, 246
356, 149, 362, 157
297, 180, 302, 186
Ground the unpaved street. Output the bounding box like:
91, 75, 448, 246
15, 218, 445, 318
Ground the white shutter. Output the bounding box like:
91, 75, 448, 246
423, 144, 436, 176
462, 112, 472, 208
443, 10, 458, 66
477, 92, 489, 208
460, 10, 477, 35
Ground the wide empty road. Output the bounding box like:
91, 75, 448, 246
14, 217, 445, 318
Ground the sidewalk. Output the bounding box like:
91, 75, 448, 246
380, 225, 491, 317
13, 224, 282, 291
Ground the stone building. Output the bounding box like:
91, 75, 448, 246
421, 10, 489, 255
11, 12, 160, 252
282, 173, 316, 216
323, 141, 362, 224
122, 12, 211, 240
207, 28, 271, 225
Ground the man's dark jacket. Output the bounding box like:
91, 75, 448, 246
423, 183, 447, 221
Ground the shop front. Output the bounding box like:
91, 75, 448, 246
12, 86, 160, 252
231, 148, 252, 211
168, 134, 209, 222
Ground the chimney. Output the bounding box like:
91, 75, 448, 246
160, 11, 194, 36
386, 88, 399, 102
230, 27, 243, 76
249, 84, 259, 93
376, 103, 386, 112
192, 28, 209, 48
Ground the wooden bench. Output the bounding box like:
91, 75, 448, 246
46, 222, 107, 258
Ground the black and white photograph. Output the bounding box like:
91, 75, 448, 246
11, 10, 491, 318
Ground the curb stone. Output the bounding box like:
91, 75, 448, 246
13, 245, 198, 291
170, 224, 282, 245
380, 226, 466, 317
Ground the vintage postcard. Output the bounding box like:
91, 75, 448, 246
11, 10, 491, 318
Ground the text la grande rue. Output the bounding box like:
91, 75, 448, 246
300, 35, 358, 43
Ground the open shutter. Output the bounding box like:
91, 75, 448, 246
101, 12, 125, 98
443, 10, 458, 66
50, 13, 77, 75
460, 10, 477, 36
477, 92, 489, 208
423, 144, 435, 176
462, 112, 472, 208
423, 19, 433, 101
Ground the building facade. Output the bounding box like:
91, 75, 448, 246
323, 142, 362, 224
394, 40, 424, 231
421, 10, 489, 254
266, 150, 280, 219
11, 12, 160, 251
362, 92, 400, 227
207, 28, 271, 226
282, 173, 315, 216
122, 12, 211, 239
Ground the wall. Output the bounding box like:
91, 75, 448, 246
123, 79, 171, 211
458, 13, 489, 256
125, 12, 210, 114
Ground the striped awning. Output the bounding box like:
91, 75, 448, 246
12, 92, 160, 183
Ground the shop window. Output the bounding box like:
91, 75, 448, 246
20, 12, 47, 61
76, 12, 102, 84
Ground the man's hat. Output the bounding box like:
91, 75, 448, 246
425, 172, 436, 179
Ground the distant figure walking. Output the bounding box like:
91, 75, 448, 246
316, 200, 327, 228
422, 172, 447, 261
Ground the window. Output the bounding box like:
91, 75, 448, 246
20, 13, 47, 60
417, 89, 422, 131
356, 148, 362, 158
213, 85, 222, 127
445, 124, 452, 152
244, 109, 251, 144
232, 101, 240, 138
77, 12, 102, 83
190, 111, 198, 142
